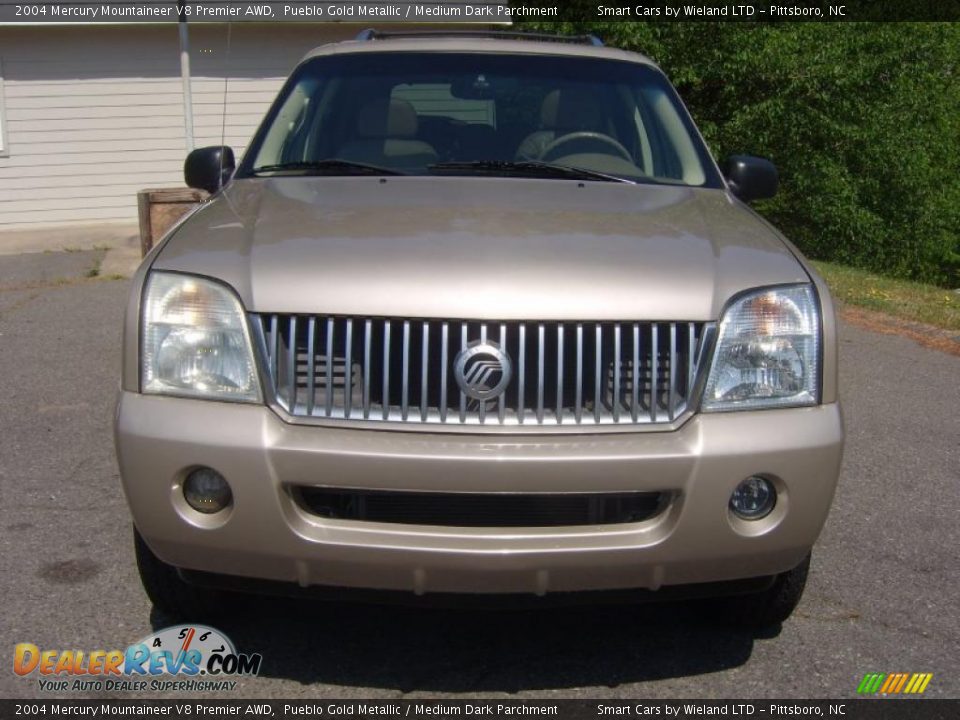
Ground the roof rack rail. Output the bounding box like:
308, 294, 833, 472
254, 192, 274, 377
354, 29, 604, 47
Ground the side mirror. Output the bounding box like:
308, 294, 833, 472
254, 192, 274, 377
184, 146, 235, 194
722, 155, 778, 202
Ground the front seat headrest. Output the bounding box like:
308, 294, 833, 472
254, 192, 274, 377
357, 99, 419, 139
540, 88, 603, 131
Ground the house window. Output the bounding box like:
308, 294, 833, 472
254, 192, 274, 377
0, 59, 8, 157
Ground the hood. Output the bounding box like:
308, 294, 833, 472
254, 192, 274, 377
153, 176, 808, 321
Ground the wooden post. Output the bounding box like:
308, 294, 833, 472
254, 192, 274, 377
137, 188, 208, 257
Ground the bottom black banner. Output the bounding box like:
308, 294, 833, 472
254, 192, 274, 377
0, 700, 955, 720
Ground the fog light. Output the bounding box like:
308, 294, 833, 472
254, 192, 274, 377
730, 476, 776, 520
183, 467, 232, 514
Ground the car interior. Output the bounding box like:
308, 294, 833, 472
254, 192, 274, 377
253, 61, 708, 186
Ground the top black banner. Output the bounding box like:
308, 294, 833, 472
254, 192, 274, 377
0, 0, 957, 24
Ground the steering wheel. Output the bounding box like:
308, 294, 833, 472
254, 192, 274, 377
540, 132, 633, 163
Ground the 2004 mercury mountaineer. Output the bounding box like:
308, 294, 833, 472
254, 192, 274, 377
115, 30, 844, 627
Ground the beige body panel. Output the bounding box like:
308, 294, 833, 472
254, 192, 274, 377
151, 179, 809, 321
116, 393, 842, 594
302, 37, 660, 67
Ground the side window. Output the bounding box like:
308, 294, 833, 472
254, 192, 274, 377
253, 79, 320, 167
641, 85, 705, 185
631, 108, 653, 175
0, 59, 8, 157
391, 83, 495, 125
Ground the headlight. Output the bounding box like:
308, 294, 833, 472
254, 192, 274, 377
141, 272, 260, 402
703, 284, 820, 411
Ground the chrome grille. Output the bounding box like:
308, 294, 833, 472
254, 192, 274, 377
253, 316, 714, 429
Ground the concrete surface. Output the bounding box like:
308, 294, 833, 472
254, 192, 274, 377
0, 252, 957, 700
0, 248, 105, 290
0, 223, 143, 279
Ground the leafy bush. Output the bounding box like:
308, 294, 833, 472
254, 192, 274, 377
517, 21, 960, 286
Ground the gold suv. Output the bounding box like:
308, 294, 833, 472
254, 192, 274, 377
116, 30, 843, 627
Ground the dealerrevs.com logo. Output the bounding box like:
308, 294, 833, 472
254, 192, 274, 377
13, 625, 262, 692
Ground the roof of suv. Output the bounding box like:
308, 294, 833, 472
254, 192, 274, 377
302, 32, 658, 68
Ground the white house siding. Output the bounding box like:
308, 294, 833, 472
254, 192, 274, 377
0, 24, 355, 230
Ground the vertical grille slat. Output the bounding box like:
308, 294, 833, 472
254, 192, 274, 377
269, 315, 279, 389
594, 324, 602, 424
459, 322, 467, 423
401, 320, 411, 421
257, 314, 712, 429
479, 323, 488, 425
362, 319, 372, 419
498, 323, 507, 425
575, 323, 583, 424
669, 323, 677, 421
382, 320, 391, 421
420, 321, 429, 423
324, 318, 334, 417
343, 319, 353, 419
287, 316, 298, 411
440, 322, 449, 423
631, 323, 640, 423
649, 323, 659, 423
556, 324, 564, 424
306, 317, 316, 417
536, 323, 545, 424
613, 324, 621, 423
518, 323, 526, 424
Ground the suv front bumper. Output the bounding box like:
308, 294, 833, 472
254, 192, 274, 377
116, 393, 842, 595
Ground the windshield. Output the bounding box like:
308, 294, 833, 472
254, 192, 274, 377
241, 52, 722, 187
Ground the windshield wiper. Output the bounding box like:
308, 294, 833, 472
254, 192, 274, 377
428, 160, 634, 184
250, 159, 407, 176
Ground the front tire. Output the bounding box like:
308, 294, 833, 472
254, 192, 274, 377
133, 527, 225, 621
716, 553, 811, 629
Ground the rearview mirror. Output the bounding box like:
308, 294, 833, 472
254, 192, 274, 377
184, 146, 235, 194
723, 155, 778, 202
450, 74, 495, 100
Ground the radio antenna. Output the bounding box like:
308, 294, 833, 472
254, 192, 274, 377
218, 22, 233, 189
177, 0, 194, 152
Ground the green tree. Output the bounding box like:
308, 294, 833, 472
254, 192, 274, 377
518, 21, 960, 285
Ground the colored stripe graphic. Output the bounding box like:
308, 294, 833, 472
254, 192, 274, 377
892, 673, 909, 693
857, 673, 885, 694
858, 672, 933, 695
906, 673, 933, 694
879, 674, 897, 694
